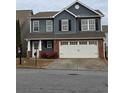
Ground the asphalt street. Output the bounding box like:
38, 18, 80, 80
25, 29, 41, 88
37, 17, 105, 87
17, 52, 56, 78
16, 69, 108, 93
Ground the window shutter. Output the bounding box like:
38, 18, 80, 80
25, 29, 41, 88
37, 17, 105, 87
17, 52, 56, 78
59, 20, 61, 31
79, 20, 81, 31
95, 19, 98, 30
69, 20, 71, 31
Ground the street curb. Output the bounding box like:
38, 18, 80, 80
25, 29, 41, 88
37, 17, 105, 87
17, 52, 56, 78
16, 67, 108, 72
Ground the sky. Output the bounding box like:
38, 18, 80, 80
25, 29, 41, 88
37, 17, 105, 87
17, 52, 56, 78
16, 0, 108, 25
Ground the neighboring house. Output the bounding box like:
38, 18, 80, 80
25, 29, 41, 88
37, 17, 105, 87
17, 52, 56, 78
102, 25, 108, 58
16, 10, 33, 57
25, 0, 105, 58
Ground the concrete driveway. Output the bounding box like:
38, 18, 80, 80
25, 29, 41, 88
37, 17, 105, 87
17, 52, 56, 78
16, 69, 108, 93
46, 58, 107, 71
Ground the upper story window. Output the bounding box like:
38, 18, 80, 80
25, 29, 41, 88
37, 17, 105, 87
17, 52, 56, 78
61, 19, 69, 31
81, 19, 88, 31
89, 19, 96, 30
33, 21, 39, 32
81, 19, 96, 31
46, 20, 53, 32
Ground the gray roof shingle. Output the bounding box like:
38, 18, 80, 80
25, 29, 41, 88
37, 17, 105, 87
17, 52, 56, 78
26, 31, 104, 40
31, 11, 58, 18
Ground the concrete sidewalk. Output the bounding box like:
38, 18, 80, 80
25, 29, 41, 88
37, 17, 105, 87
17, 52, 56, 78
45, 58, 107, 71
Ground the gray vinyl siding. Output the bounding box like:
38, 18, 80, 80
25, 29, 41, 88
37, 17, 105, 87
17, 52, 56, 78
54, 10, 76, 34
67, 2, 99, 17
30, 3, 101, 34
97, 17, 101, 31
31, 19, 53, 33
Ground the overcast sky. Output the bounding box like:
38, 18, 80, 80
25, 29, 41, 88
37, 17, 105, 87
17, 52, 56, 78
16, 0, 108, 25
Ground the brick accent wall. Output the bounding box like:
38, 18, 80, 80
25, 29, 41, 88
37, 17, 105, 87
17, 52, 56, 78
98, 39, 104, 58
53, 40, 59, 55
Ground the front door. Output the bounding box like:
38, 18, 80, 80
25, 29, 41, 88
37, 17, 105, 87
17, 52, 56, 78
32, 41, 39, 58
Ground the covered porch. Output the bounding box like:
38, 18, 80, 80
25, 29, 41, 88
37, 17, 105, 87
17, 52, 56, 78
27, 40, 59, 58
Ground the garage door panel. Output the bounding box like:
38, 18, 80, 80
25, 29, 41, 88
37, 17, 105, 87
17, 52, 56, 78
59, 41, 98, 58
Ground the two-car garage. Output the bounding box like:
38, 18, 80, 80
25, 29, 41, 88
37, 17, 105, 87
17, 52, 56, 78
59, 40, 98, 58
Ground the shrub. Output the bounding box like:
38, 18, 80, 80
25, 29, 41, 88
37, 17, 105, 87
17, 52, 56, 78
40, 51, 58, 59
40, 51, 47, 58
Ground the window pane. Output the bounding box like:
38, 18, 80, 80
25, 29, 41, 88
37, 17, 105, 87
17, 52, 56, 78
61, 42, 68, 45
79, 41, 87, 45
61, 19, 69, 31
34, 27, 38, 31
89, 19, 95, 30
81, 19, 88, 31
46, 20, 53, 32
47, 41, 52, 48
89, 19, 95, 24
89, 40, 97, 45
70, 41, 78, 45
33, 21, 39, 32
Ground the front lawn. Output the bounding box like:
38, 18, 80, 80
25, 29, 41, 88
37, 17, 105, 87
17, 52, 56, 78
16, 58, 54, 68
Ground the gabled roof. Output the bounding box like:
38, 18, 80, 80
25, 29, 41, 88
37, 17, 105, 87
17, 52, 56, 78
30, 0, 104, 19
95, 10, 104, 16
53, 9, 77, 18
53, 0, 104, 18
67, 0, 104, 17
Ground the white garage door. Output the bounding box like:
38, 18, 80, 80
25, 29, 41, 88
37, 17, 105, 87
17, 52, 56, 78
59, 40, 98, 58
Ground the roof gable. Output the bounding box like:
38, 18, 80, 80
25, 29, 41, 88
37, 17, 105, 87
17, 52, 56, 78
53, 0, 103, 18
53, 9, 77, 18
29, 0, 103, 19
66, 1, 104, 17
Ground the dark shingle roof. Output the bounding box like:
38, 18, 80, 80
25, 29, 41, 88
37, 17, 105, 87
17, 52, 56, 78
31, 11, 58, 18
26, 32, 104, 40
95, 10, 104, 16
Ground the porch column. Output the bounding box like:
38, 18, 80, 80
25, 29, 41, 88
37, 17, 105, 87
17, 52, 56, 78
39, 40, 42, 51
27, 40, 31, 51
27, 40, 31, 58
39, 40, 42, 58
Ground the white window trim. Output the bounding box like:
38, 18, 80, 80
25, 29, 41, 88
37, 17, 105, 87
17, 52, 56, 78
61, 19, 69, 31
81, 19, 96, 31
89, 19, 96, 31
33, 20, 39, 32
47, 41, 52, 48
46, 20, 53, 32
81, 19, 88, 31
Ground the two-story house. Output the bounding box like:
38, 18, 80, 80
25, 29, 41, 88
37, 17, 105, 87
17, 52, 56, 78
26, 0, 105, 58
